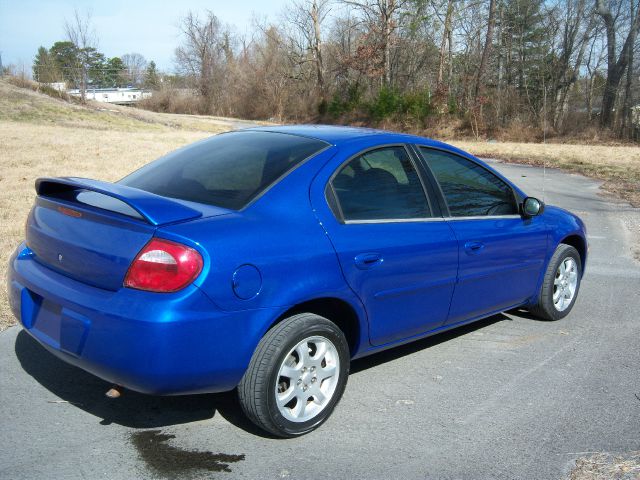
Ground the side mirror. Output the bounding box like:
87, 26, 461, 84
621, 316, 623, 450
522, 197, 544, 217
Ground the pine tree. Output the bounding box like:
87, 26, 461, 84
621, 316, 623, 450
144, 61, 159, 89
102, 57, 126, 87
33, 46, 61, 83
498, 0, 552, 114
49, 41, 80, 86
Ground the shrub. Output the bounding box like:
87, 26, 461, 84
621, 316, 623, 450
138, 89, 207, 115
327, 94, 348, 117
448, 95, 457, 115
327, 83, 364, 118
400, 89, 432, 121
317, 98, 328, 116
367, 86, 402, 120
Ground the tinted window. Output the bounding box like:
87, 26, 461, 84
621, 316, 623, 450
332, 146, 430, 221
419, 148, 517, 217
120, 131, 327, 210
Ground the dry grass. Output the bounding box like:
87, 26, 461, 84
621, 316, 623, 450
0, 124, 212, 329
0, 79, 258, 133
451, 141, 640, 207
567, 451, 640, 480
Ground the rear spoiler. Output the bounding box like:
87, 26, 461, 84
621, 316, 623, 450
35, 177, 203, 226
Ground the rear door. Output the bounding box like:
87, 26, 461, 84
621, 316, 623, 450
415, 147, 548, 325
313, 145, 459, 346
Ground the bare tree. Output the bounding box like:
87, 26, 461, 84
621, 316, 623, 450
65, 9, 97, 103
311, 0, 329, 96
595, 0, 640, 128
552, 0, 597, 129
474, 0, 497, 98
246, 24, 298, 120
284, 0, 331, 98
129, 0, 640, 137
621, 1, 638, 135
437, 0, 455, 88
121, 53, 147, 86
584, 27, 607, 119
341, 0, 407, 86
175, 10, 228, 109
456, 0, 486, 112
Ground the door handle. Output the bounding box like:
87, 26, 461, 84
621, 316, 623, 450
354, 253, 383, 270
464, 241, 485, 255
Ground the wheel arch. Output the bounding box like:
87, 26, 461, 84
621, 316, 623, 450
268, 297, 364, 356
559, 234, 587, 272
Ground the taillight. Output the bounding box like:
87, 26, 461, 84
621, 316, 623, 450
124, 238, 203, 293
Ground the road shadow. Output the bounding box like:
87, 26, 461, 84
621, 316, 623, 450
351, 313, 510, 374
13, 330, 273, 437
15, 313, 510, 435
506, 307, 555, 322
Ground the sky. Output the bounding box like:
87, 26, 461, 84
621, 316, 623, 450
0, 0, 288, 72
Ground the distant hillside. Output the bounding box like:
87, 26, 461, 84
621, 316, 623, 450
0, 78, 260, 134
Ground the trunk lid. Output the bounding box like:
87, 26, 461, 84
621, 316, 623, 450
26, 177, 229, 291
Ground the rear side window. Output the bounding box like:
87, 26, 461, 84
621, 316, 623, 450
419, 147, 517, 217
331, 146, 431, 221
120, 131, 327, 210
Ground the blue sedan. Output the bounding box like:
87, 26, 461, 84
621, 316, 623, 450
8, 125, 586, 437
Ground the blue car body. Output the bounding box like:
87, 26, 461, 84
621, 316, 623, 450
7, 125, 587, 395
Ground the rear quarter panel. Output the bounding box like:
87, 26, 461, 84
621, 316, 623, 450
158, 147, 369, 343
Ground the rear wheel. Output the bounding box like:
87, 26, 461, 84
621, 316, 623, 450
238, 313, 350, 437
530, 244, 582, 320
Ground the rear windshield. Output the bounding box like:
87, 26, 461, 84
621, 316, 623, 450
119, 131, 328, 210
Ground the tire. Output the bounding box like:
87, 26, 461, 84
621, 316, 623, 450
530, 244, 582, 321
238, 313, 350, 437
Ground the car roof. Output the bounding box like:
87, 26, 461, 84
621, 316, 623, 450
244, 124, 527, 200
245, 124, 448, 148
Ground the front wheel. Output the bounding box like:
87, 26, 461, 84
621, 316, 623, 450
238, 313, 350, 437
530, 244, 582, 320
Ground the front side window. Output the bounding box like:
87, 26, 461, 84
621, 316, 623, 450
419, 147, 517, 217
331, 146, 430, 221
120, 131, 328, 210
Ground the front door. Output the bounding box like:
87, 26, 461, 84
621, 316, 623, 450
314, 145, 459, 346
416, 146, 548, 325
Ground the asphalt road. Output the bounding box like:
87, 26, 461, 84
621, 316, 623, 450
1, 161, 639, 480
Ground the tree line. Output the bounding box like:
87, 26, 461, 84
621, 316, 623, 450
32, 11, 159, 101
30, 1, 640, 140
33, 43, 159, 90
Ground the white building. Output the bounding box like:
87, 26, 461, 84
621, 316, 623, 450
46, 82, 67, 92
67, 87, 152, 105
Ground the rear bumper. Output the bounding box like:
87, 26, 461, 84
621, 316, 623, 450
7, 243, 280, 395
